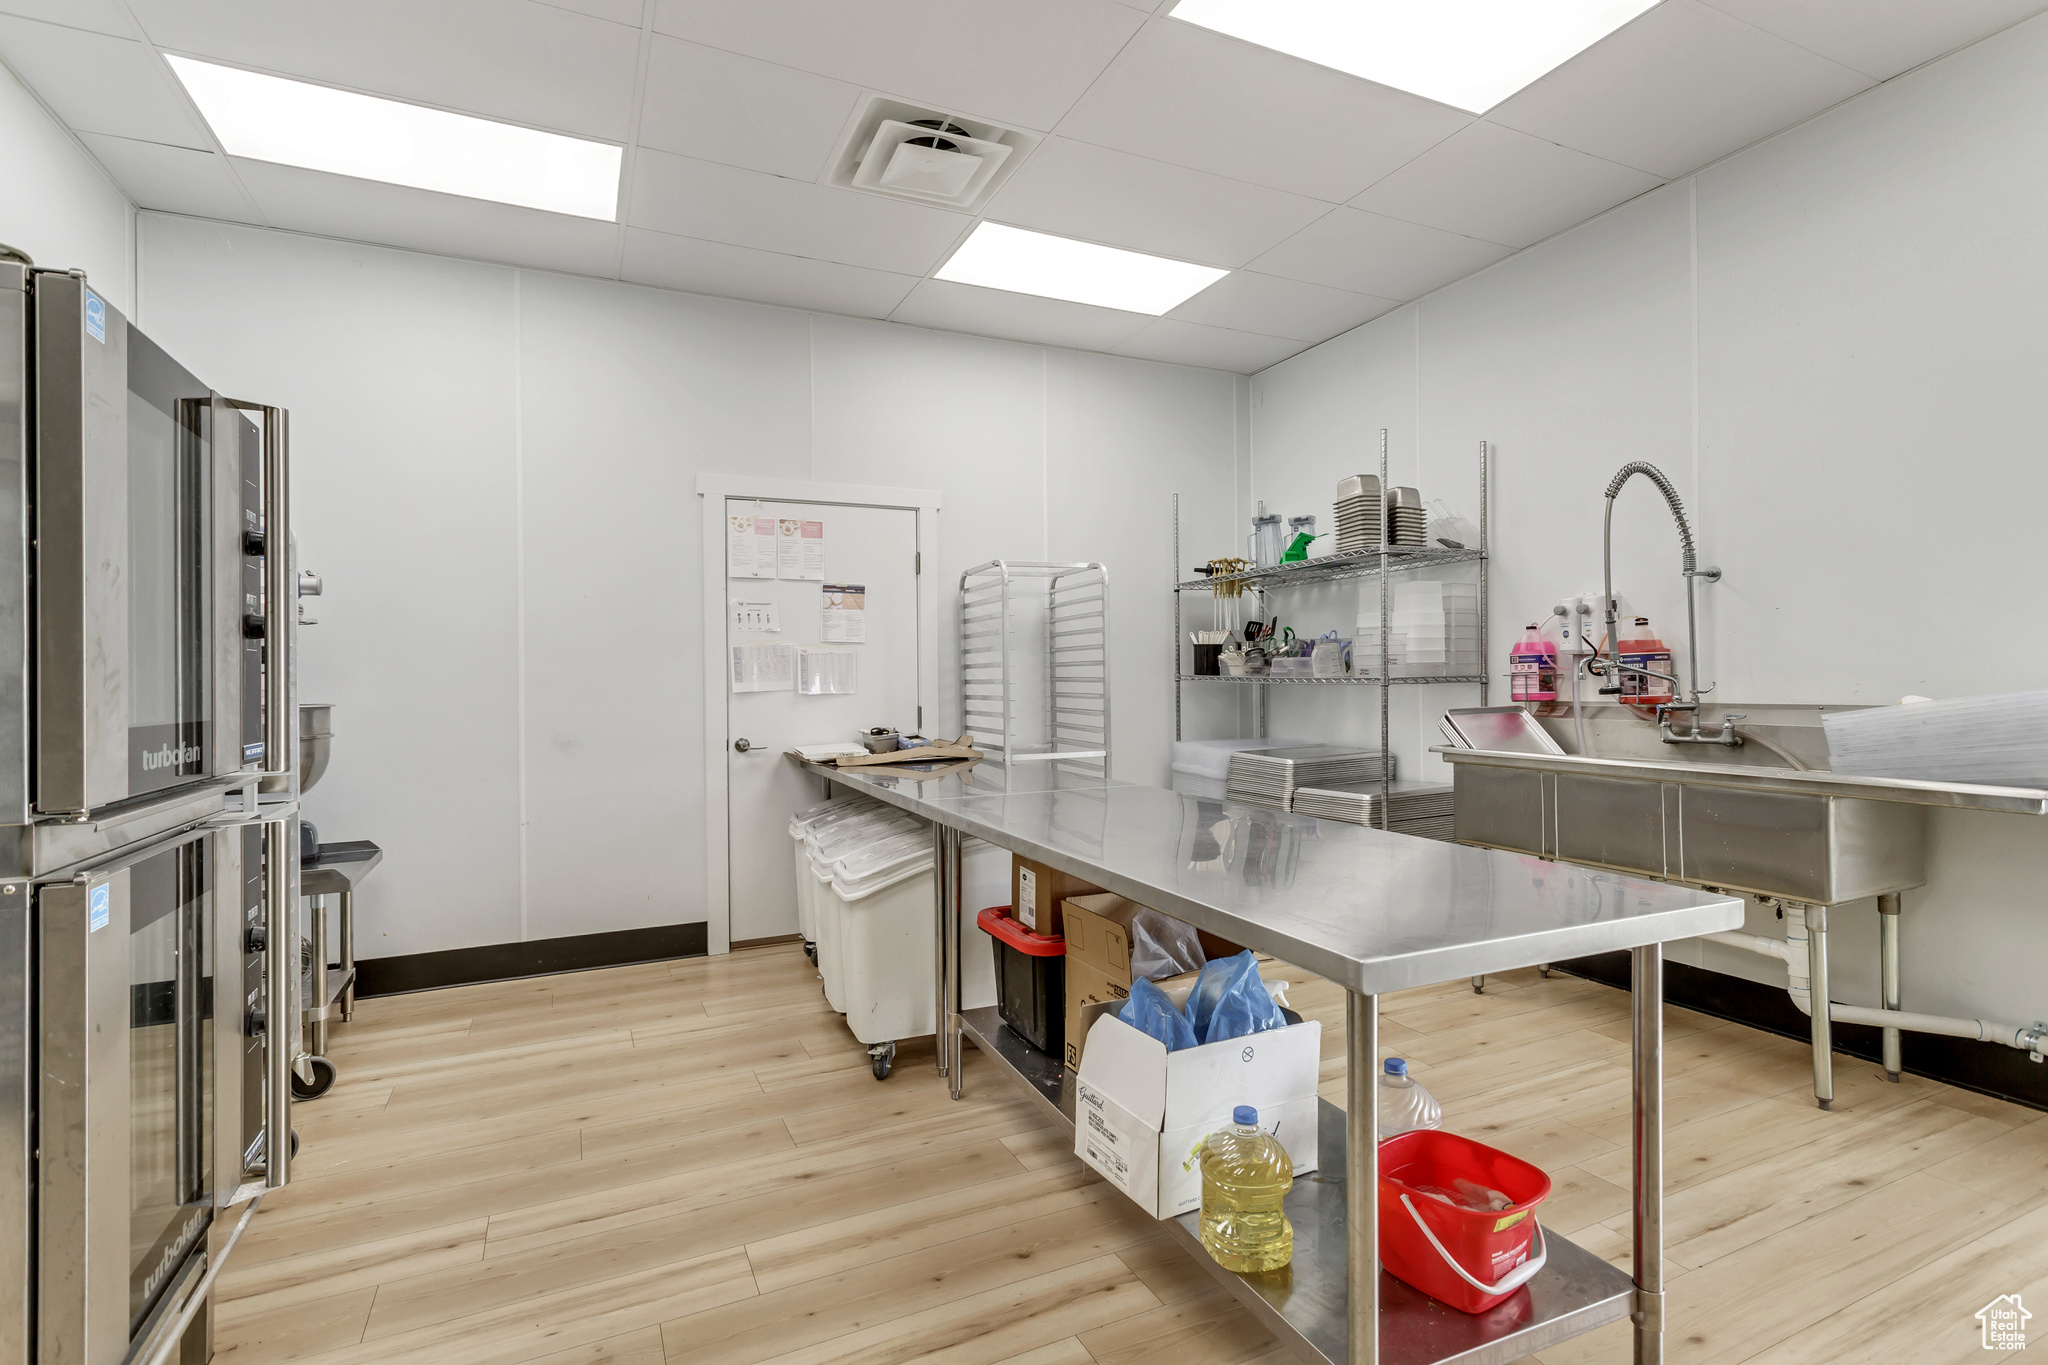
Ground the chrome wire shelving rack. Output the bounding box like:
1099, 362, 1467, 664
962, 560, 1110, 775
1172, 432, 1489, 827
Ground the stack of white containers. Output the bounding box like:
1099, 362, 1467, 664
789, 797, 881, 957
806, 804, 921, 1010
1357, 581, 1481, 677
794, 797, 1003, 1053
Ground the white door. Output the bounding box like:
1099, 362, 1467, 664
726, 499, 922, 945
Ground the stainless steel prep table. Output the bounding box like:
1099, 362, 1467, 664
799, 757, 1743, 1365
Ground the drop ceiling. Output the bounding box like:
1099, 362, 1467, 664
3, 0, 2042, 373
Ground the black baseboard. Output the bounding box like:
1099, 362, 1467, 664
1554, 952, 2048, 1114
355, 922, 709, 998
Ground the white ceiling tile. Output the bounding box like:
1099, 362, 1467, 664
0, 15, 210, 147
534, 0, 643, 24
1058, 19, 1472, 202
125, 0, 642, 141
1351, 121, 1662, 250
627, 148, 968, 275
888, 279, 1152, 352
229, 157, 623, 277
1248, 209, 1511, 299
1165, 270, 1396, 344
983, 138, 1327, 269
637, 36, 861, 182
651, 0, 1145, 131
79, 133, 254, 219
1111, 319, 1302, 373
0, 0, 135, 37
1703, 0, 2048, 81
620, 228, 918, 319
1489, 0, 1873, 179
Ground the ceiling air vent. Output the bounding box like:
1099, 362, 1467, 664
826, 97, 1038, 212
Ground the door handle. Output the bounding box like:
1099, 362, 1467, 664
733, 738, 754, 753
261, 818, 292, 1189
221, 398, 291, 780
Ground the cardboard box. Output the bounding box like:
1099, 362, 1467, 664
1060, 892, 1257, 1070
1073, 992, 1321, 1219
1011, 856, 1100, 937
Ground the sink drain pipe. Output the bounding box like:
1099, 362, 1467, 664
1702, 904, 2046, 1100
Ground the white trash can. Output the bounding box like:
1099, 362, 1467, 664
832, 835, 946, 1079
788, 797, 879, 958
807, 807, 921, 1012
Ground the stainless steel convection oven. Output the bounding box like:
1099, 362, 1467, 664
1, 257, 306, 1365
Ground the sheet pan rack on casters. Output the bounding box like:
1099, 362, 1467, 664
960, 559, 1110, 775
808, 762, 1739, 1365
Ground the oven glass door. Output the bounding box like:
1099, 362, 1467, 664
126, 839, 212, 1333
126, 331, 213, 796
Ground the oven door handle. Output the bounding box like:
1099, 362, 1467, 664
261, 816, 293, 1188
221, 398, 291, 781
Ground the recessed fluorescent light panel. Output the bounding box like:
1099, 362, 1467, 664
165, 55, 622, 219
1168, 0, 1660, 113
934, 223, 1228, 314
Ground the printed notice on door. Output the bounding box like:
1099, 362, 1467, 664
726, 514, 776, 579
730, 599, 780, 632
730, 641, 794, 693
797, 647, 858, 696
777, 519, 825, 580
821, 583, 866, 643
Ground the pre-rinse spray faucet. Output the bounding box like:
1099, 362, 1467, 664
1595, 461, 1735, 746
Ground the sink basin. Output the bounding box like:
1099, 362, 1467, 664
300, 703, 334, 792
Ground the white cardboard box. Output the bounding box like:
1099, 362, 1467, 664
1073, 1008, 1321, 1219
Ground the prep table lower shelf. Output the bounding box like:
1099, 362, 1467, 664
956, 1007, 1637, 1365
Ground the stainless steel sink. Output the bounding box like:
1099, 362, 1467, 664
1445, 751, 1941, 904
1440, 706, 2047, 904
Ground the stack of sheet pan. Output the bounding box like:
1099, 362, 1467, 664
1225, 745, 1396, 811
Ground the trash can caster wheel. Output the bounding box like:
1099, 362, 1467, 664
288, 1128, 301, 1161
291, 1055, 337, 1101
869, 1042, 897, 1081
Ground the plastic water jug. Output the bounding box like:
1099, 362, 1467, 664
1199, 1105, 1294, 1272
1379, 1058, 1443, 1138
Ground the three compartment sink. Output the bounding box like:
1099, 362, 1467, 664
1438, 748, 2048, 905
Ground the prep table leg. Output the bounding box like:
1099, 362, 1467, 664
339, 888, 355, 1022
1878, 893, 1902, 1081
1346, 990, 1379, 1365
310, 893, 329, 1058
933, 824, 949, 1078
1632, 944, 1664, 1365
944, 827, 965, 1100
1805, 903, 1834, 1110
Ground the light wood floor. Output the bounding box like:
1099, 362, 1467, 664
211, 944, 2048, 1365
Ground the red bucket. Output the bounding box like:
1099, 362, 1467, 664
1378, 1130, 1552, 1313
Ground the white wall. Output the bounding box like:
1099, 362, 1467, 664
1247, 15, 2048, 1026
136, 215, 1244, 961
0, 57, 131, 311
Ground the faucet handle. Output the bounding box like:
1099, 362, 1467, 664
1723, 712, 1746, 721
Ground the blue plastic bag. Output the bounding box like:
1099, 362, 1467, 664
1186, 951, 1287, 1045
1118, 976, 1197, 1051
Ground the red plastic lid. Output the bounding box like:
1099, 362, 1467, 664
976, 906, 1064, 956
